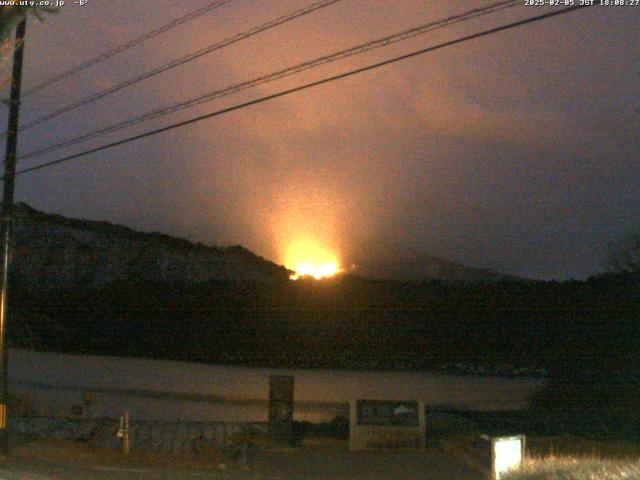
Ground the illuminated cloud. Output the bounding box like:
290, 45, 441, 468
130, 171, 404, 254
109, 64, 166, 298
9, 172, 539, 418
13, 1, 640, 279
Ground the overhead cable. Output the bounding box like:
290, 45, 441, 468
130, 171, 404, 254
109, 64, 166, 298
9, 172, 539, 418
23, 0, 235, 97
10, 5, 589, 178
14, 0, 343, 133
19, 0, 519, 162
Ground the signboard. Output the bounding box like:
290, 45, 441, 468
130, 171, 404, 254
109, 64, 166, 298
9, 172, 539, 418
350, 399, 425, 451
492, 435, 525, 479
268, 375, 294, 445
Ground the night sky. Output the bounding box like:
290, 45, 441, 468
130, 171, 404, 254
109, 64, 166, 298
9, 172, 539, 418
3, 0, 639, 280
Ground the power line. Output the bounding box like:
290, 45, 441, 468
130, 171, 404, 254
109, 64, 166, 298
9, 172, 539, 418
19, 0, 519, 162
14, 0, 343, 135
22, 0, 235, 97
10, 5, 589, 179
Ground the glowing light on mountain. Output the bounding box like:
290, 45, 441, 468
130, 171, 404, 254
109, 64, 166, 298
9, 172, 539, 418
285, 240, 341, 280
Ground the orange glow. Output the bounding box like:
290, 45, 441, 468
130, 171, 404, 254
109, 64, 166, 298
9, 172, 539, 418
285, 240, 341, 280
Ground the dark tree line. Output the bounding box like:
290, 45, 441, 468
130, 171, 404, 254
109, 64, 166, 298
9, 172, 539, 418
8, 270, 639, 438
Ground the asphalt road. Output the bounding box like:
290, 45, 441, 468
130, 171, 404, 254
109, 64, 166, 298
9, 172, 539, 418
1, 448, 481, 480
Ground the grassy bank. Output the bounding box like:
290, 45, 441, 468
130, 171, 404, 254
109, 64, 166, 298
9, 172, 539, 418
502, 435, 640, 479
502, 457, 640, 480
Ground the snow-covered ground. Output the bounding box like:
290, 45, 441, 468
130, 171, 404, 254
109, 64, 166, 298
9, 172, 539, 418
9, 349, 545, 422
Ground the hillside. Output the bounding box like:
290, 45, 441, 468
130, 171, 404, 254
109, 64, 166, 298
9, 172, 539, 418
351, 254, 520, 283
9, 203, 522, 288
9, 203, 290, 289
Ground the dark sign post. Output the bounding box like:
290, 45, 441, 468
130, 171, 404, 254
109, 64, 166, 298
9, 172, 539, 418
268, 375, 294, 446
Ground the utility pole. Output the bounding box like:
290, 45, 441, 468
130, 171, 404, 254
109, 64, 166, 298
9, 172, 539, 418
0, 17, 27, 453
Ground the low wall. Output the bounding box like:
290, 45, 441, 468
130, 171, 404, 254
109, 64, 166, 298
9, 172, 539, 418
9, 417, 267, 455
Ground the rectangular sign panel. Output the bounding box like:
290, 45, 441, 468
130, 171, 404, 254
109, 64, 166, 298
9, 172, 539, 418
493, 435, 525, 479
350, 399, 425, 451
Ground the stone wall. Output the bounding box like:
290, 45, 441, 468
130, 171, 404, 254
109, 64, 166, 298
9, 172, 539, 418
9, 417, 267, 455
